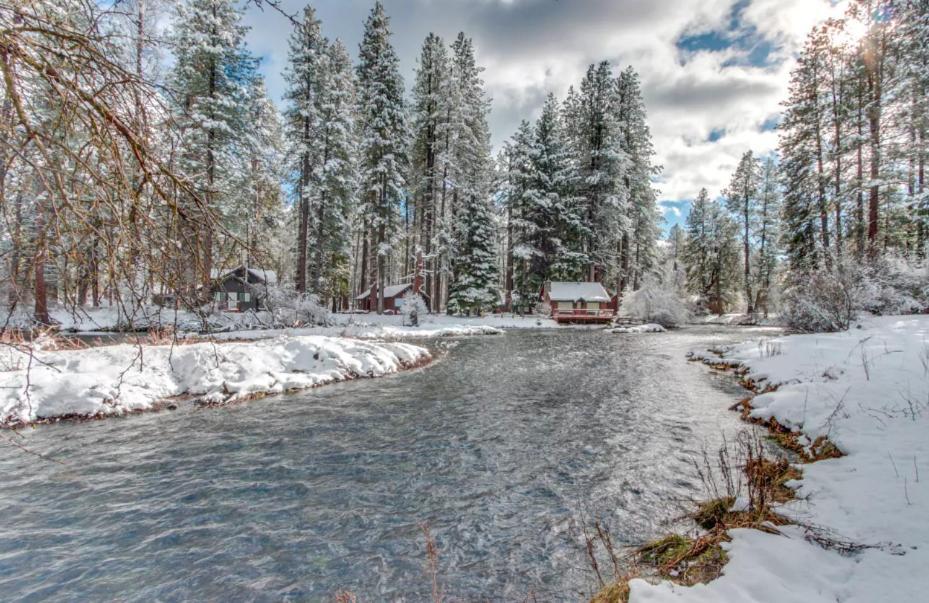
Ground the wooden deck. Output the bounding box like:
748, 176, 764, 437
552, 309, 615, 324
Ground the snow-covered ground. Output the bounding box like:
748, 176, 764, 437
632, 315, 929, 602
0, 336, 429, 426
9, 304, 560, 335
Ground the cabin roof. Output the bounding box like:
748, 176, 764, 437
545, 281, 611, 303
355, 283, 413, 300
211, 266, 278, 285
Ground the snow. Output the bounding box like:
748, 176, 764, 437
633, 315, 929, 602
354, 283, 413, 300
609, 323, 666, 333
209, 313, 562, 340
0, 336, 429, 426
545, 281, 612, 303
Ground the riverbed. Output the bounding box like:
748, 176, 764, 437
0, 327, 776, 600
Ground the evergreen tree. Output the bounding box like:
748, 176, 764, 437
230, 77, 285, 273
724, 150, 761, 313
446, 34, 498, 314
563, 62, 623, 281
754, 156, 781, 316
171, 0, 255, 289
310, 40, 358, 307
282, 5, 325, 293
616, 67, 662, 293
409, 33, 450, 311
501, 120, 536, 310
683, 189, 740, 313
519, 94, 586, 295
356, 1, 407, 314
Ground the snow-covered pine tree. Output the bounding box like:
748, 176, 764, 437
894, 0, 928, 257
683, 189, 740, 314
518, 94, 586, 295
172, 0, 255, 290
447, 34, 498, 315
615, 67, 662, 293
282, 5, 325, 294
310, 40, 358, 309
779, 33, 831, 272
563, 61, 621, 282
234, 77, 285, 275
409, 33, 450, 311
754, 156, 781, 316
724, 150, 761, 314
355, 1, 407, 314
501, 120, 536, 310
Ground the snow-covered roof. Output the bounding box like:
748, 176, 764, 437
211, 266, 277, 285
546, 281, 611, 302
246, 268, 277, 285
355, 283, 413, 300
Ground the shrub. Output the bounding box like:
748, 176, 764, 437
621, 274, 690, 327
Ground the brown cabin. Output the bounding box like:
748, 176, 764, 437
540, 281, 615, 324
355, 283, 430, 313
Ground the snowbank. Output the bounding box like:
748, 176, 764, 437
0, 336, 429, 426
608, 323, 666, 334
210, 323, 504, 341
633, 315, 929, 602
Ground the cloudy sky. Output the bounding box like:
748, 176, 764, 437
241, 0, 847, 229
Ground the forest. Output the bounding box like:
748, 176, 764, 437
1, 0, 927, 331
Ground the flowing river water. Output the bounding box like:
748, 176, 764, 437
0, 326, 777, 601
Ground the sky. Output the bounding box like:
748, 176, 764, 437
240, 0, 848, 231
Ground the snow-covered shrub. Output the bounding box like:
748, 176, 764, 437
265, 287, 329, 327
785, 256, 929, 333
854, 255, 928, 316
782, 270, 856, 333
621, 274, 690, 327
400, 291, 429, 326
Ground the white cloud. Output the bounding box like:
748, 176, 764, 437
242, 0, 839, 204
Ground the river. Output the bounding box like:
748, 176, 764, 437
0, 326, 775, 601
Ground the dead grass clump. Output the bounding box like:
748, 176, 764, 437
693, 497, 735, 530
810, 436, 843, 461
590, 579, 631, 603
638, 533, 729, 586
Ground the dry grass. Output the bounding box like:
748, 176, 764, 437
590, 578, 632, 603
637, 533, 729, 586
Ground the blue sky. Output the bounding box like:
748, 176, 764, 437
240, 0, 846, 234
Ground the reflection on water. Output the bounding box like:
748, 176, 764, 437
0, 327, 772, 601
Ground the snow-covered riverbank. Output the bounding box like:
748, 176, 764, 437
631, 315, 929, 602
0, 336, 430, 427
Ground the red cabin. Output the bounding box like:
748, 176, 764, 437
354, 283, 430, 313
540, 281, 615, 324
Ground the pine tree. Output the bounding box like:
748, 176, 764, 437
409, 33, 450, 311
754, 156, 781, 316
230, 77, 285, 273
616, 67, 662, 293
518, 94, 586, 295
683, 189, 740, 313
501, 120, 536, 310
563, 61, 622, 281
724, 150, 760, 314
171, 0, 255, 289
356, 1, 407, 314
447, 34, 497, 315
311, 40, 358, 308
282, 5, 325, 294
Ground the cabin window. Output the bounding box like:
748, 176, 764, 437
588, 302, 600, 310
228, 292, 237, 301
557, 301, 573, 310
214, 292, 224, 302
242, 293, 251, 303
